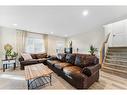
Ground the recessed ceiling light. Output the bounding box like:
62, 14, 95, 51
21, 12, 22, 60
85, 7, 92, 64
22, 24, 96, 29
13, 24, 18, 26
50, 32, 54, 34
83, 10, 88, 16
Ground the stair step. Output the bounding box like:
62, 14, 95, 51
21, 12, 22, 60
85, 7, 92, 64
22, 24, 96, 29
107, 52, 127, 54
109, 47, 127, 49
102, 66, 127, 78
105, 59, 127, 66
106, 55, 127, 59
106, 59, 127, 63
104, 63, 127, 71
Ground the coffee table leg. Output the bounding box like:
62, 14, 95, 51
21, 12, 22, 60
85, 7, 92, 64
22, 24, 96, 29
6, 64, 7, 69
27, 80, 30, 89
49, 74, 52, 86
14, 63, 16, 70
3, 64, 5, 72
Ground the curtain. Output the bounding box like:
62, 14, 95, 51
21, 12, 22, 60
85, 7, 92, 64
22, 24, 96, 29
43, 34, 48, 53
16, 29, 27, 57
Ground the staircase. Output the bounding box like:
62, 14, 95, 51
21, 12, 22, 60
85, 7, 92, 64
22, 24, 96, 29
102, 47, 127, 78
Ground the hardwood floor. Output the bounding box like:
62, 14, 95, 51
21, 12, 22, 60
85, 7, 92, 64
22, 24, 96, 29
89, 69, 127, 89
0, 67, 127, 89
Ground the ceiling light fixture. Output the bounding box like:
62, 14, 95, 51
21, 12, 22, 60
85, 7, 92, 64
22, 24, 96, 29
50, 32, 54, 34
13, 24, 18, 26
83, 10, 88, 16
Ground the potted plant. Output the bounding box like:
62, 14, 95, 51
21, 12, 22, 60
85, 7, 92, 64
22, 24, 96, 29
4, 44, 18, 59
4, 44, 13, 59
89, 45, 98, 55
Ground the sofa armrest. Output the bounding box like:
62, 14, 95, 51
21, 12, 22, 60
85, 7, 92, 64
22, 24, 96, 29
47, 56, 58, 60
86, 64, 101, 74
20, 59, 38, 65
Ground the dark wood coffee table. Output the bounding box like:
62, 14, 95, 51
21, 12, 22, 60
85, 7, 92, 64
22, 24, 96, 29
25, 64, 53, 89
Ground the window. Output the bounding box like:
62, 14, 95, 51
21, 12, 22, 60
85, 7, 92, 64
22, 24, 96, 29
25, 33, 45, 53
56, 41, 65, 53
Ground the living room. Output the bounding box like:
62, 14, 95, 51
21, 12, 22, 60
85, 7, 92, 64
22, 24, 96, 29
0, 4, 127, 95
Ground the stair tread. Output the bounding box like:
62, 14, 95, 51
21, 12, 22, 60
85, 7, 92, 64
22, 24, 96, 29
106, 55, 127, 59
109, 47, 127, 48
106, 59, 127, 63
104, 62, 127, 68
103, 66, 127, 73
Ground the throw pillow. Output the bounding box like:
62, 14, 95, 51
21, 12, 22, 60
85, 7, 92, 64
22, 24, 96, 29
65, 54, 76, 64
21, 53, 32, 60
74, 55, 86, 68
82, 67, 91, 77
57, 53, 66, 62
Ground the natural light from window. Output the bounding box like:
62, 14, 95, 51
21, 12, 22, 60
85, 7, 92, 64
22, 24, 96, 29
25, 33, 45, 53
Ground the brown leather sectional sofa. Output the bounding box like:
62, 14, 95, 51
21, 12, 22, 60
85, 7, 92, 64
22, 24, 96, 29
19, 53, 48, 70
46, 53, 101, 89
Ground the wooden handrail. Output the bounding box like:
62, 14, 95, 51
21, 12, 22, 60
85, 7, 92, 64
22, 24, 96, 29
100, 33, 110, 65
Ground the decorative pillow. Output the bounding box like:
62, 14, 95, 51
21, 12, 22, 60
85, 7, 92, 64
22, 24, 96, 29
74, 55, 86, 68
21, 53, 32, 60
65, 54, 76, 64
82, 67, 91, 77
57, 53, 66, 62
31, 54, 37, 59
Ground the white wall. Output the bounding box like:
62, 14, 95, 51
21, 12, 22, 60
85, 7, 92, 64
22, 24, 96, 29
0, 27, 17, 58
0, 27, 17, 69
104, 19, 127, 47
67, 27, 104, 56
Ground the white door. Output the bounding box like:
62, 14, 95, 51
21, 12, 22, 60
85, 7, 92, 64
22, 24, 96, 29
112, 20, 127, 47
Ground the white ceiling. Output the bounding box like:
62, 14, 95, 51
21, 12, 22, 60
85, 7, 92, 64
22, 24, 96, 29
1, 6, 127, 37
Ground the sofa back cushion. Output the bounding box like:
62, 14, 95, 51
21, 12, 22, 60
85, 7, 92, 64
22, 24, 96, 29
74, 54, 99, 68
74, 54, 86, 68
84, 55, 99, 67
36, 53, 47, 59
65, 54, 76, 64
57, 53, 66, 62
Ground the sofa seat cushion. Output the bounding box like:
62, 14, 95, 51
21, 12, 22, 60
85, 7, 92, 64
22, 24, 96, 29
63, 66, 82, 75
47, 60, 60, 65
54, 62, 72, 70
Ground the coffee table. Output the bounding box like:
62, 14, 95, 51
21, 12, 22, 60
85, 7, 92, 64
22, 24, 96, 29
25, 64, 53, 89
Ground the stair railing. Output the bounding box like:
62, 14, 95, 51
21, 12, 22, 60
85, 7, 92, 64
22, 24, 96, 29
100, 33, 111, 66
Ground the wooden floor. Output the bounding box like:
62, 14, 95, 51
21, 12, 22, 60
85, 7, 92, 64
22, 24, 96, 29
89, 69, 127, 89
0, 67, 127, 89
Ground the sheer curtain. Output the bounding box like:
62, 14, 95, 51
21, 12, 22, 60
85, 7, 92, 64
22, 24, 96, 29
25, 32, 45, 53
16, 29, 27, 56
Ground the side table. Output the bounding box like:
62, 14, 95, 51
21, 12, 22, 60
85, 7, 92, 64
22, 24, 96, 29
2, 59, 17, 72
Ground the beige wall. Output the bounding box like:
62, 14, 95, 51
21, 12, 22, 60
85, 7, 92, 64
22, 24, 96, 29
0, 27, 17, 58
0, 26, 66, 57
67, 27, 105, 57
47, 35, 66, 55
